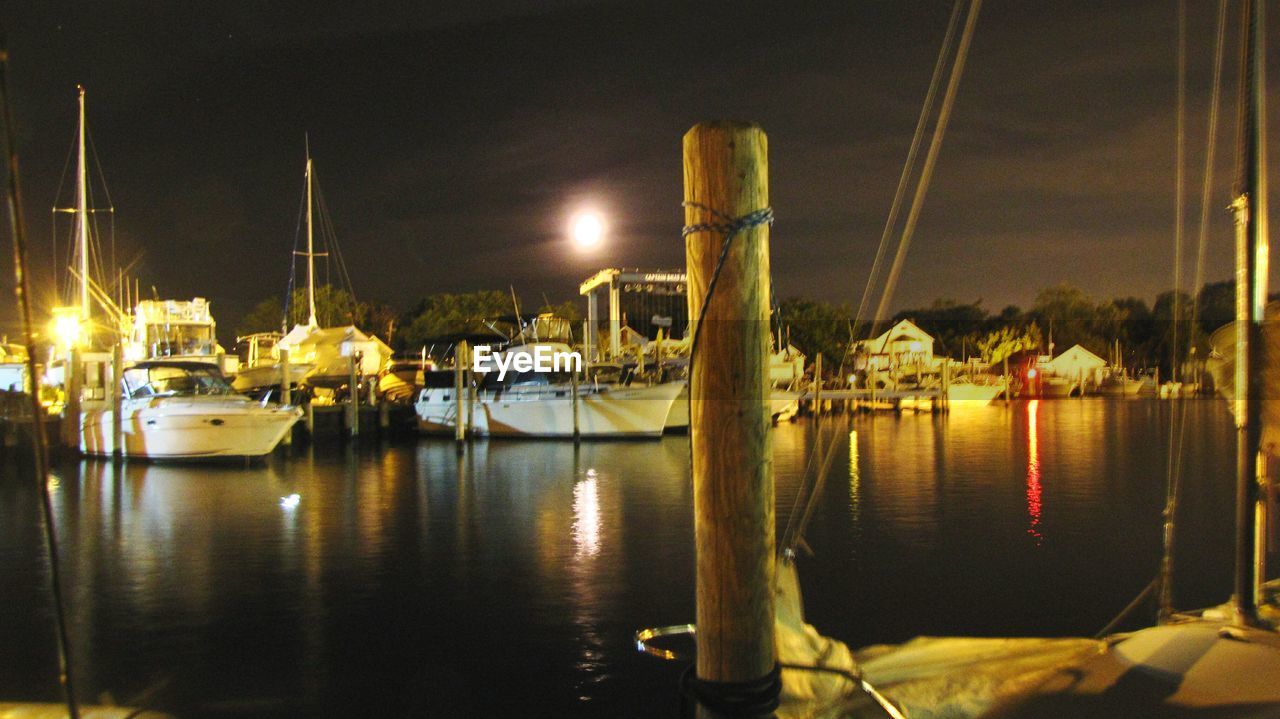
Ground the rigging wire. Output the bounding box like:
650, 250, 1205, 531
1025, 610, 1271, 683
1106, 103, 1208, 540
851, 0, 964, 342
1161, 0, 1230, 622
870, 0, 982, 337
312, 179, 358, 309
86, 127, 117, 302
0, 41, 81, 719
783, 0, 982, 558
1161, 0, 1188, 620
284, 167, 308, 328
49, 123, 76, 297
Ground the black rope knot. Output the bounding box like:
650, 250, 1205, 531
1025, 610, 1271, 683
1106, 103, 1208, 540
682, 202, 775, 357
682, 201, 774, 239
679, 662, 782, 717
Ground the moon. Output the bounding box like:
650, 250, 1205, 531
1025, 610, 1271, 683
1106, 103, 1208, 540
570, 211, 605, 249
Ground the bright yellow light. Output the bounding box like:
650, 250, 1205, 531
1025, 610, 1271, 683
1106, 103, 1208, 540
50, 307, 83, 350
570, 211, 605, 249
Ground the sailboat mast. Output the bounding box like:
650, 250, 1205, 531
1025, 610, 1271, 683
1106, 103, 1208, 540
75, 85, 89, 323
1231, 0, 1268, 624
305, 153, 317, 328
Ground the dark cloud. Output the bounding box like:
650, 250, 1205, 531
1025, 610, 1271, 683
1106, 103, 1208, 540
2, 0, 1277, 342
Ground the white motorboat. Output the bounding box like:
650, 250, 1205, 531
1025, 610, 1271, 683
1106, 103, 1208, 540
946, 376, 1003, 404
80, 361, 301, 459
415, 342, 684, 438
1095, 373, 1144, 397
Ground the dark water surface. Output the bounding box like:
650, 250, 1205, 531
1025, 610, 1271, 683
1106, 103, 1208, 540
0, 399, 1239, 716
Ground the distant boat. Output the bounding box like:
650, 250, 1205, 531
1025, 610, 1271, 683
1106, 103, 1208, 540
80, 361, 300, 459
945, 375, 1002, 404
1095, 373, 1143, 397
662, 342, 805, 430
231, 332, 315, 395
377, 352, 437, 403
270, 146, 390, 393
415, 341, 684, 438
124, 297, 225, 365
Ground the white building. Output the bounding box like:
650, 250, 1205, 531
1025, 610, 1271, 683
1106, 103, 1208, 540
852, 319, 935, 371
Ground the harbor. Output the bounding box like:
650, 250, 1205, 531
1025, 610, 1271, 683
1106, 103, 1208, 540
0, 401, 1245, 716
4, 0, 1280, 717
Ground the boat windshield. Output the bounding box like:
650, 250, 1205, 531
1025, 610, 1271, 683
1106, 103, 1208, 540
124, 364, 233, 398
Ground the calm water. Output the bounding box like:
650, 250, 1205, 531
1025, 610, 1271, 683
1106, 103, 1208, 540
0, 399, 1240, 716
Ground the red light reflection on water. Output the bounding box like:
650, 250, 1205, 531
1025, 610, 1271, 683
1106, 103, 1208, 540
1026, 399, 1043, 544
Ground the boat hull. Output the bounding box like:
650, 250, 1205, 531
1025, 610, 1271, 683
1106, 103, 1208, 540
1094, 377, 1143, 397
947, 382, 1002, 404
231, 362, 314, 393
417, 381, 684, 438
662, 385, 801, 430
80, 397, 301, 458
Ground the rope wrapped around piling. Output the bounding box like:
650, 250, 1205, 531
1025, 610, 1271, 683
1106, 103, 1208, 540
679, 662, 782, 717
682, 201, 774, 357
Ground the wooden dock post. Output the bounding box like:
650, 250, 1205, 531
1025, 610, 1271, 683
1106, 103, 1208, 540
683, 121, 777, 713
63, 348, 81, 450
346, 352, 359, 438
279, 347, 292, 446
940, 360, 950, 413
812, 352, 823, 417
869, 364, 877, 412
571, 366, 581, 443
111, 342, 123, 458
1003, 356, 1011, 406
454, 341, 467, 448
466, 353, 476, 440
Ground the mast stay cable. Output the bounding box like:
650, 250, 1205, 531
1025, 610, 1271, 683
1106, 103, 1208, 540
0, 41, 82, 719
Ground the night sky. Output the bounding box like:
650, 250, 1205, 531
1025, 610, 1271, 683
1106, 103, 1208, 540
2, 1, 1278, 341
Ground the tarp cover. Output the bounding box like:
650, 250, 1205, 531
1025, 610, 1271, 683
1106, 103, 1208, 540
777, 564, 1280, 718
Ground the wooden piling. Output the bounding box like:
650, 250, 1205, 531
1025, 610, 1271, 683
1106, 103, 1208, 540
466, 354, 476, 439
941, 360, 950, 412
812, 352, 823, 417
63, 348, 81, 450
571, 366, 581, 443
346, 352, 359, 438
280, 347, 292, 446
683, 121, 776, 709
454, 341, 467, 447
1003, 356, 1011, 406
111, 342, 123, 458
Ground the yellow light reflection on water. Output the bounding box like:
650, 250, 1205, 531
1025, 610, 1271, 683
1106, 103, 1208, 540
573, 469, 601, 559
849, 429, 860, 527
1026, 400, 1042, 544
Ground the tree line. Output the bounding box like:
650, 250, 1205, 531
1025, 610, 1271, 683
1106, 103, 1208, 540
778, 280, 1237, 375
236, 280, 1238, 374
236, 286, 581, 352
